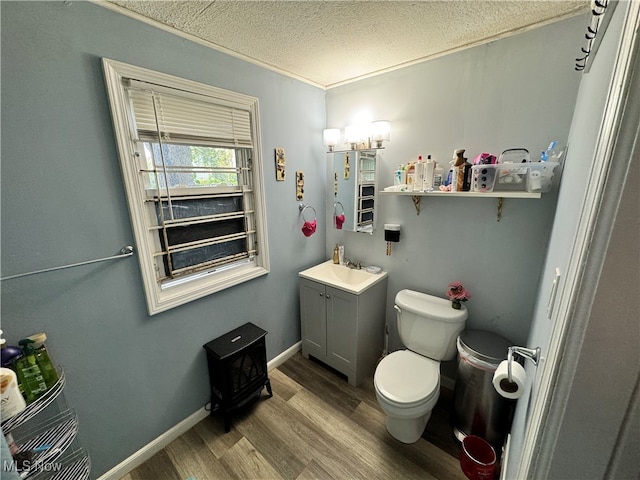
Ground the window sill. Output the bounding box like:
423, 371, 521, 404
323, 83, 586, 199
148, 263, 269, 314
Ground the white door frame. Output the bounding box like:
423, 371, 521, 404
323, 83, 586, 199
517, 2, 640, 477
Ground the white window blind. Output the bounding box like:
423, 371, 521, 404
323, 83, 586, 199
126, 80, 253, 148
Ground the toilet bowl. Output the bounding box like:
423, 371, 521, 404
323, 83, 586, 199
374, 289, 467, 443
374, 350, 440, 443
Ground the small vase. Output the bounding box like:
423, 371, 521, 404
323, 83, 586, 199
452, 300, 461, 310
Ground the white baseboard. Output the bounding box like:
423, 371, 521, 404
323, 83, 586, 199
96, 407, 210, 480
97, 341, 301, 480
267, 340, 302, 371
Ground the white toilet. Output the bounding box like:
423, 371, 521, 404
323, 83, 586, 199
374, 289, 467, 443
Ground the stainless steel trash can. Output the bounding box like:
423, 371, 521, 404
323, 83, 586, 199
452, 329, 516, 450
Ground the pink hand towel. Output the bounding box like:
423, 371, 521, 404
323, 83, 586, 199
302, 219, 317, 237
335, 214, 345, 229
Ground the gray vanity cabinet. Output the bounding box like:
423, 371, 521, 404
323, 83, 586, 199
299, 276, 388, 386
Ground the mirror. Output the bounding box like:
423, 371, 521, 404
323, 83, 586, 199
332, 149, 378, 233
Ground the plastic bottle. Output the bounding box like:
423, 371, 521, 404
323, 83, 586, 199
433, 162, 444, 188
423, 155, 435, 191
14, 339, 48, 402
541, 141, 559, 162
0, 367, 26, 420
414, 156, 425, 192
452, 149, 471, 192
406, 162, 416, 191
27, 333, 58, 388
394, 165, 403, 186
333, 244, 340, 264
462, 162, 473, 191
0, 330, 22, 368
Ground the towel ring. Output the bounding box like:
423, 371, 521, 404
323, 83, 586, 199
333, 201, 344, 216
299, 203, 317, 222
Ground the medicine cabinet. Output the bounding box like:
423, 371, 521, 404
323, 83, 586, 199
331, 149, 380, 233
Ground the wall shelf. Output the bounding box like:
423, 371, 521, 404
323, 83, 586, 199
380, 190, 541, 199
380, 190, 542, 220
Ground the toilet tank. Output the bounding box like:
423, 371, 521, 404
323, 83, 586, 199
395, 289, 467, 361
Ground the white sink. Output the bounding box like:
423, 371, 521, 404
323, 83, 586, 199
299, 260, 387, 294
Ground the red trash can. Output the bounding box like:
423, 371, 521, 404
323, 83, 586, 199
460, 435, 496, 480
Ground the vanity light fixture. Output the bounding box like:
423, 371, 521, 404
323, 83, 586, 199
371, 120, 391, 148
345, 123, 367, 150
325, 121, 391, 151
322, 128, 341, 151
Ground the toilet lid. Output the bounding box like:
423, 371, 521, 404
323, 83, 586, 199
375, 350, 439, 405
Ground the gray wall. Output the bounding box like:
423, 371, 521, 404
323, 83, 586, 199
325, 14, 586, 379
1, 2, 325, 476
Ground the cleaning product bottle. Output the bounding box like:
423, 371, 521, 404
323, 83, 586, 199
27, 333, 58, 388
333, 244, 340, 264
14, 339, 48, 403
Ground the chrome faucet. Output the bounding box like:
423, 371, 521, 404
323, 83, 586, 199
345, 259, 363, 269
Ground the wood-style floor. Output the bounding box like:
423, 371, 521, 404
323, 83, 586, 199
121, 352, 467, 480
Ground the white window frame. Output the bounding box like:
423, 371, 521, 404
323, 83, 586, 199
102, 58, 269, 315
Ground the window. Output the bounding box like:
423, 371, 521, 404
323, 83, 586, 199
103, 59, 269, 314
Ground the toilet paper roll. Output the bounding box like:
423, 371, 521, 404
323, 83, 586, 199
492, 360, 526, 399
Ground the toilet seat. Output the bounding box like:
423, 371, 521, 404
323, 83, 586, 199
374, 350, 440, 407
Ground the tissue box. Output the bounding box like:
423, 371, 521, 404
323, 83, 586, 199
471, 162, 560, 193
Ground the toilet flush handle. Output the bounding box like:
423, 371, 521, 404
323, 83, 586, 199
394, 305, 401, 314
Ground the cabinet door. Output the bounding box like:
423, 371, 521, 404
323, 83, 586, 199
300, 279, 327, 359
326, 286, 357, 371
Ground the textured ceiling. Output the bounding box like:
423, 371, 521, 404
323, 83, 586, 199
105, 1, 589, 88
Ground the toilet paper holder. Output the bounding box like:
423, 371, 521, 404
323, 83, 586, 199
507, 346, 541, 383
